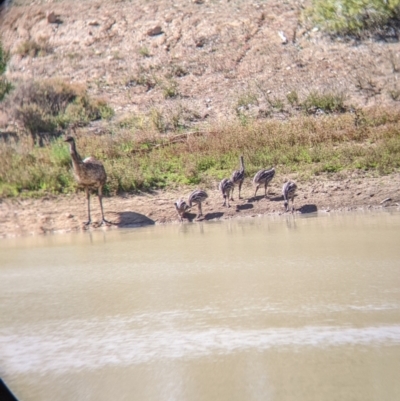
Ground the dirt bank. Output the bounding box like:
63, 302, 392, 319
1, 171, 399, 238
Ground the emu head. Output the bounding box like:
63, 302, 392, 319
64, 136, 75, 143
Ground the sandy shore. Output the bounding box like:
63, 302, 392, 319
1, 172, 399, 238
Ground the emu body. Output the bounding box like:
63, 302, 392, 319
174, 199, 190, 222
219, 178, 234, 207
282, 181, 297, 212
188, 189, 208, 219
253, 167, 275, 199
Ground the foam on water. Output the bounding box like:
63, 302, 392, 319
1, 319, 400, 374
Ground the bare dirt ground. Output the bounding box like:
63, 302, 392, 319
1, 0, 400, 237
1, 171, 399, 238
1, 0, 400, 123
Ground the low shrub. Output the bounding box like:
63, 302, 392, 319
306, 0, 400, 38
2, 79, 114, 142
302, 91, 347, 114
286, 90, 299, 107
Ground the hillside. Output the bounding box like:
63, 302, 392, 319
1, 0, 400, 125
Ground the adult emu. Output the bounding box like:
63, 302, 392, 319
64, 136, 111, 226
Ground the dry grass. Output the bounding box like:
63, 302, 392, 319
1, 106, 400, 198
15, 37, 52, 58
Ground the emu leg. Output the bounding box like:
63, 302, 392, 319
254, 185, 259, 198
98, 186, 112, 225
238, 181, 243, 199
84, 188, 91, 226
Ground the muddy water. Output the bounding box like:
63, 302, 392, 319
1, 211, 400, 401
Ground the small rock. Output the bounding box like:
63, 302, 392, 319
147, 26, 163, 36
380, 197, 392, 204
278, 30, 288, 44
66, 213, 74, 219
195, 36, 206, 47
46, 11, 57, 24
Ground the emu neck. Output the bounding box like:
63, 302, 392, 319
68, 141, 83, 169
240, 156, 245, 172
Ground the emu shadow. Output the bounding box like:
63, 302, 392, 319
249, 194, 281, 202
298, 204, 318, 214
183, 212, 198, 222
113, 211, 155, 228
236, 203, 254, 211
270, 195, 285, 202
204, 212, 224, 221
248, 195, 268, 202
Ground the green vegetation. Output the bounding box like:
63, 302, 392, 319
234, 88, 348, 118
302, 91, 347, 114
161, 79, 179, 99
138, 46, 151, 58
286, 91, 299, 107
306, 0, 400, 37
235, 91, 259, 114
0, 41, 12, 101
266, 96, 285, 112
1, 107, 400, 198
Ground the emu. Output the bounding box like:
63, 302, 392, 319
230, 155, 245, 200
64, 136, 110, 226
282, 181, 297, 212
174, 198, 190, 222
253, 167, 275, 199
188, 189, 208, 220
219, 178, 234, 207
